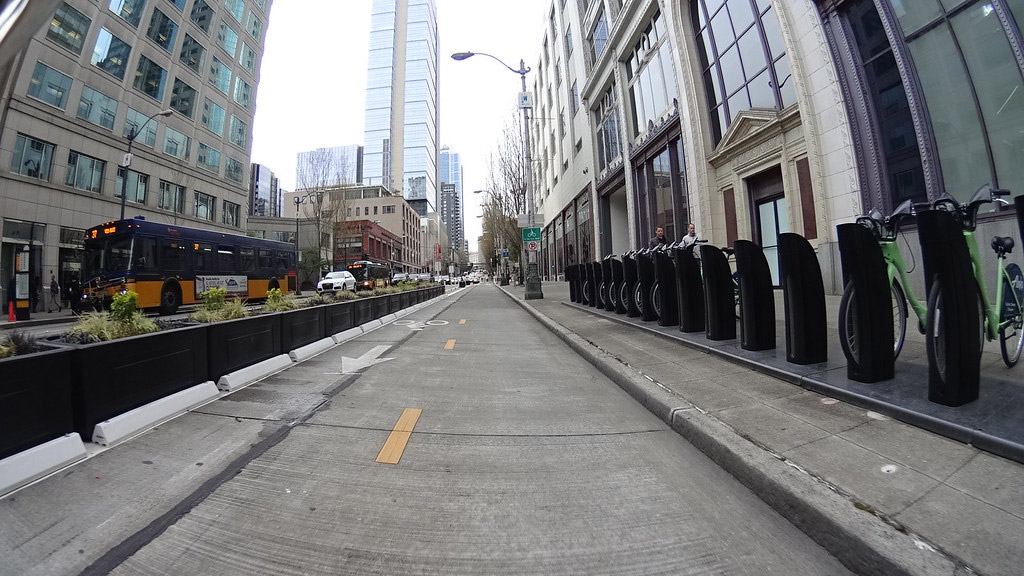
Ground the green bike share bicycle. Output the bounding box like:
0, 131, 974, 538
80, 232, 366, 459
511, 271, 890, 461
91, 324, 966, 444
839, 199, 926, 362
928, 185, 1023, 369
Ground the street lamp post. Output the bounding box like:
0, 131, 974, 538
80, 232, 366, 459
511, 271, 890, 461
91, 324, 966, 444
453, 51, 543, 299
119, 108, 173, 220
293, 193, 311, 295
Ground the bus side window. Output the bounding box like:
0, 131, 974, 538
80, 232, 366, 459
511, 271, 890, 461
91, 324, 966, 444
134, 236, 158, 271
218, 245, 237, 274
274, 251, 289, 276
258, 249, 272, 271
194, 242, 215, 272
161, 240, 185, 272
239, 247, 256, 274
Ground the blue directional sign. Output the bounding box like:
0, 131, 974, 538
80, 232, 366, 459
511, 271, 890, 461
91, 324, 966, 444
502, 250, 509, 259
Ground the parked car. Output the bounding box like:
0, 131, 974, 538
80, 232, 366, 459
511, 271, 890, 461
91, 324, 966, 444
393, 272, 410, 282
316, 271, 356, 293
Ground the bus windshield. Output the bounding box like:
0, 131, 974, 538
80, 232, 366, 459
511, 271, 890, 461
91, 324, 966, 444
83, 236, 132, 277
348, 265, 369, 282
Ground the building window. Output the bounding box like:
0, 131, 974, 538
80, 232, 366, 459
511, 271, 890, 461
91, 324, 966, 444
246, 11, 262, 40
202, 99, 225, 135
225, 0, 244, 22
168, 0, 186, 10
570, 80, 580, 115
179, 34, 206, 74
167, 78, 196, 118
626, 10, 676, 137
194, 191, 216, 221
91, 28, 131, 80
47, 2, 90, 55
197, 142, 221, 173
228, 114, 247, 147
233, 77, 252, 109
115, 167, 149, 204
124, 107, 158, 147
594, 83, 622, 171
158, 180, 185, 212
589, 9, 608, 63
565, 24, 573, 57
383, 205, 395, 214
691, 0, 794, 144
164, 126, 191, 160
11, 135, 54, 179
77, 85, 118, 129
108, 0, 146, 28
28, 62, 71, 109
240, 43, 257, 74
225, 157, 244, 182
222, 200, 241, 226
217, 21, 239, 56
190, 0, 213, 33
248, 229, 266, 239
133, 55, 167, 101
65, 151, 105, 192
146, 8, 178, 51
209, 56, 231, 93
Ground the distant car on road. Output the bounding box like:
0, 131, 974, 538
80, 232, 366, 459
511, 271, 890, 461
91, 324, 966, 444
317, 271, 356, 293
393, 272, 410, 282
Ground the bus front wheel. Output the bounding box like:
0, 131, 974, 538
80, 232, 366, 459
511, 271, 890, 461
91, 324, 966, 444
159, 282, 181, 316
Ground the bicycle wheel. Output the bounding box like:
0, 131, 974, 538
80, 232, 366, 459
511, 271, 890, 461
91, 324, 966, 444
651, 282, 661, 317
733, 273, 741, 319
891, 281, 909, 359
838, 281, 861, 367
634, 283, 644, 314
598, 281, 606, 307
582, 281, 590, 305
608, 282, 618, 308
620, 283, 629, 310
925, 280, 949, 381
999, 269, 1023, 367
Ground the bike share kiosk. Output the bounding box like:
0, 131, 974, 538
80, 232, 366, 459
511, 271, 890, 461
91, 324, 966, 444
622, 252, 641, 318
700, 244, 736, 340
601, 256, 616, 312
637, 249, 659, 322
654, 247, 679, 326
837, 223, 894, 382
916, 209, 982, 406
734, 240, 775, 351
778, 233, 827, 364
674, 244, 705, 333
611, 256, 627, 314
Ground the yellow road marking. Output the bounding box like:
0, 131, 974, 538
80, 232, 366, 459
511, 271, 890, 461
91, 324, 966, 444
444, 339, 456, 350
375, 408, 422, 464
459, 319, 466, 325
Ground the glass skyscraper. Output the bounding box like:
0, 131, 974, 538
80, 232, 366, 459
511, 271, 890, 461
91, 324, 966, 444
362, 0, 439, 213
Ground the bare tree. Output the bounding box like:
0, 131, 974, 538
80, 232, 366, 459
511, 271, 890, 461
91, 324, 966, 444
295, 148, 350, 281
482, 112, 527, 279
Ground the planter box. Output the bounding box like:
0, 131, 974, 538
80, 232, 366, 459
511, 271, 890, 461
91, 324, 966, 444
0, 346, 75, 459
387, 294, 401, 314
324, 300, 355, 335
399, 291, 412, 309
353, 298, 372, 325
68, 325, 209, 441
208, 314, 282, 380
280, 306, 326, 352
370, 295, 388, 319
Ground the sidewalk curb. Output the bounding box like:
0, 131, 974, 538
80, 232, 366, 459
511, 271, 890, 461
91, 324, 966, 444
501, 288, 962, 576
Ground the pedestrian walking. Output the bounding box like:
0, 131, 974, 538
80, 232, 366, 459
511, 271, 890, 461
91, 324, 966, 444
30, 275, 40, 312
68, 276, 82, 315
48, 273, 61, 313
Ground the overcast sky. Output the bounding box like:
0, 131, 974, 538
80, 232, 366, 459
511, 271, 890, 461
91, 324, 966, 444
251, 0, 551, 253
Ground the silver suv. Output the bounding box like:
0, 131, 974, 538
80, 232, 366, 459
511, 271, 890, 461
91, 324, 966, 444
316, 271, 356, 293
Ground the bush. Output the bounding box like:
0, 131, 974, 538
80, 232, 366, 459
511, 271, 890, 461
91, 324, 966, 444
0, 331, 39, 358
263, 288, 300, 312
67, 291, 159, 342
189, 287, 247, 323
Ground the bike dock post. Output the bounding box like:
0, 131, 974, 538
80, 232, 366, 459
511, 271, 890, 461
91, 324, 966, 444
592, 260, 605, 309
734, 240, 776, 351
637, 251, 659, 322
1016, 194, 1024, 242
566, 264, 578, 303
585, 262, 597, 307
611, 257, 627, 314
778, 233, 827, 364
654, 249, 679, 327
622, 254, 641, 318
601, 257, 615, 312
837, 223, 895, 382
699, 244, 736, 341
674, 246, 705, 333
916, 209, 982, 406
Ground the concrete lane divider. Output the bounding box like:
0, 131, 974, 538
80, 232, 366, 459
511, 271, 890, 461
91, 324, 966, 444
332, 327, 364, 344
0, 433, 87, 495
92, 381, 220, 447
289, 337, 335, 362
217, 354, 293, 392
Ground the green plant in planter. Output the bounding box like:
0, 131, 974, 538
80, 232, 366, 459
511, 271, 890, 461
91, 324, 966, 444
263, 288, 300, 311
303, 293, 333, 307
0, 331, 39, 358
190, 287, 248, 322
67, 290, 159, 342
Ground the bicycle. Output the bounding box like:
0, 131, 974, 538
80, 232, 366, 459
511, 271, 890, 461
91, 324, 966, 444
927, 185, 1023, 370
648, 240, 738, 320
839, 199, 925, 364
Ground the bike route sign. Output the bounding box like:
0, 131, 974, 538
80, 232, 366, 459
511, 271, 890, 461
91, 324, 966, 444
522, 227, 542, 243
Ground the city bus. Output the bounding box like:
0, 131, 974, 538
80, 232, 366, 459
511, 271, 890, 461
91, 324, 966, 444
346, 260, 391, 290
82, 217, 296, 314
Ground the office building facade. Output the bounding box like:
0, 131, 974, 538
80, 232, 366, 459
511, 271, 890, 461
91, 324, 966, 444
250, 163, 280, 217
362, 0, 440, 212
296, 144, 363, 187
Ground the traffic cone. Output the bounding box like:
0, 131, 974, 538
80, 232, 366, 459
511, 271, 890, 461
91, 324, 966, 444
8, 301, 14, 322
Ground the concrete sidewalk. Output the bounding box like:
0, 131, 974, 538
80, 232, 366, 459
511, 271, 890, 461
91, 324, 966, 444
502, 281, 1024, 576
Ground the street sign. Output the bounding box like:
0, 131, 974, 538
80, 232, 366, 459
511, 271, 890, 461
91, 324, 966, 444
522, 227, 541, 243
502, 250, 509, 259
517, 213, 543, 228
518, 91, 533, 109
525, 241, 540, 252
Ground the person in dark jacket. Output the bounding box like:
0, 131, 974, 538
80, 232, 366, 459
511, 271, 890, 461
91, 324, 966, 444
648, 226, 667, 249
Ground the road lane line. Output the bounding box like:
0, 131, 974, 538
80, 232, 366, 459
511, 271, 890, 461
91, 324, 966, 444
459, 319, 466, 324
375, 408, 422, 464
444, 339, 456, 350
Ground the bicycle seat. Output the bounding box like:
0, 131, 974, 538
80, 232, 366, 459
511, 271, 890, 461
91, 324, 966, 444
992, 236, 1015, 255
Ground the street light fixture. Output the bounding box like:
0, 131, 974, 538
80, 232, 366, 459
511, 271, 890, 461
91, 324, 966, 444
119, 108, 173, 220
453, 51, 543, 299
